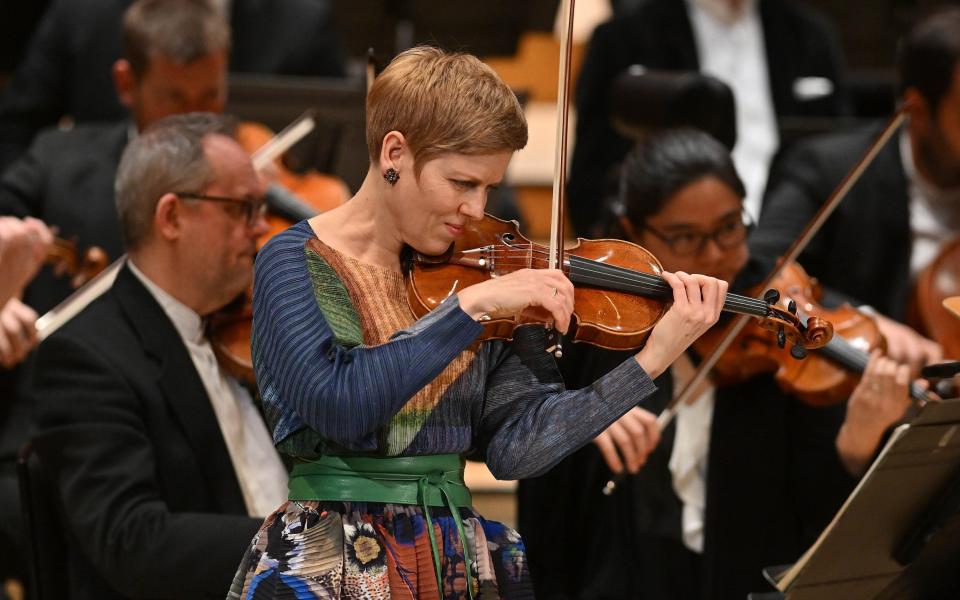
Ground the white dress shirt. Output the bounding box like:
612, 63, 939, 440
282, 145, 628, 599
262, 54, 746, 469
687, 0, 778, 220
900, 129, 960, 278
128, 261, 288, 517
667, 353, 716, 553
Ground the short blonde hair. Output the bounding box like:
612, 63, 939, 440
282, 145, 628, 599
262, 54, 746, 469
366, 46, 528, 173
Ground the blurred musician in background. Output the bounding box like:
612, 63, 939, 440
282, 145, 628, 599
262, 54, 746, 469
0, 0, 230, 316
751, 7, 960, 375
0, 0, 346, 170
568, 0, 849, 235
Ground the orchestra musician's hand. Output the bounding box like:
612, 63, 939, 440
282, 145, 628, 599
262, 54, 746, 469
872, 313, 942, 378
457, 268, 575, 333
835, 351, 914, 476
593, 406, 662, 475
0, 298, 39, 369
0, 216, 54, 307
635, 271, 728, 379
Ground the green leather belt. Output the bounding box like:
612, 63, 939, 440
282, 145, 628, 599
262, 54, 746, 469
288, 454, 474, 598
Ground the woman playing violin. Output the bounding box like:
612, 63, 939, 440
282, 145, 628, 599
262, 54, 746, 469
229, 48, 729, 599
518, 129, 915, 600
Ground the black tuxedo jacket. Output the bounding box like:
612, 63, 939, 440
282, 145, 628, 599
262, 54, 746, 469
518, 342, 855, 600
749, 123, 912, 320
0, 120, 128, 315
0, 0, 346, 169
568, 0, 848, 235
32, 265, 263, 599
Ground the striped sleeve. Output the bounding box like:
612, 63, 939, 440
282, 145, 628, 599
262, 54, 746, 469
475, 327, 657, 480
251, 229, 482, 446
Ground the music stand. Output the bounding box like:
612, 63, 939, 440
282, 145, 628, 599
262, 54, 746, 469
762, 398, 960, 599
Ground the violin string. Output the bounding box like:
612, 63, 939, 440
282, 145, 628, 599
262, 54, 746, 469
818, 335, 869, 371
817, 335, 928, 403
468, 257, 768, 316
477, 248, 769, 312
465, 249, 770, 315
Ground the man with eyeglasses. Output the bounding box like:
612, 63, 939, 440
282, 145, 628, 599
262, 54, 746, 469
30, 113, 287, 599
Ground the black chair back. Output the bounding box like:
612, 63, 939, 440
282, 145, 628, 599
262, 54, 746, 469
16, 441, 69, 599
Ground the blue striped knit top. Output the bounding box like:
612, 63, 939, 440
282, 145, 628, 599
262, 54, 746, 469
252, 220, 658, 479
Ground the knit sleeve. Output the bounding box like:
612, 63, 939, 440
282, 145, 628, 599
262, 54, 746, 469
474, 327, 657, 480
251, 230, 482, 446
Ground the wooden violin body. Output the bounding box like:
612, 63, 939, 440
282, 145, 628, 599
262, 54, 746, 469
408, 215, 667, 349
46, 237, 110, 289
912, 236, 960, 359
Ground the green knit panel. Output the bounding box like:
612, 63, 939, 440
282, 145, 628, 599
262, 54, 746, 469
304, 246, 363, 348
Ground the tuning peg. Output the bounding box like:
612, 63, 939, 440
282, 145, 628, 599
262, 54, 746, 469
777, 326, 786, 349
764, 289, 780, 304
790, 344, 807, 360
787, 299, 797, 314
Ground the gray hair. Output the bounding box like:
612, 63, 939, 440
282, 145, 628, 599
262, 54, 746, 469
123, 0, 231, 77
115, 112, 236, 249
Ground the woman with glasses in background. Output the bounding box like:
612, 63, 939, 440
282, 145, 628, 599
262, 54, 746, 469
518, 128, 914, 600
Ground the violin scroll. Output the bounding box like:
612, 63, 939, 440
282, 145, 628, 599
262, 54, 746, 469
46, 237, 110, 289
754, 301, 834, 355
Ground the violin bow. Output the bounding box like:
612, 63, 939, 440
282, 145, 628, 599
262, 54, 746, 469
546, 0, 577, 357
657, 107, 908, 429
250, 110, 317, 173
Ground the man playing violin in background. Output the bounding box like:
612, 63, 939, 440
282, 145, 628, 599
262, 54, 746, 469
0, 0, 230, 316
0, 3, 231, 592
752, 7, 960, 376
519, 128, 916, 600
30, 112, 288, 599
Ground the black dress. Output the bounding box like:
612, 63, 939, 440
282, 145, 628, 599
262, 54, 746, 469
517, 341, 857, 600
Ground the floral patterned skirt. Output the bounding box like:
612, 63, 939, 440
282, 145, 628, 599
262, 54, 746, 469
226, 500, 534, 599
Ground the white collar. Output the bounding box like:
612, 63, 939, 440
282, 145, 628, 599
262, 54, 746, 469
127, 260, 205, 345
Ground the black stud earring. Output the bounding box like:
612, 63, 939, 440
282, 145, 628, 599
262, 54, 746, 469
383, 168, 399, 185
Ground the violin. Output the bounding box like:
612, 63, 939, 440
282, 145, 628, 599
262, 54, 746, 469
911, 236, 960, 359
407, 214, 833, 355
703, 261, 929, 407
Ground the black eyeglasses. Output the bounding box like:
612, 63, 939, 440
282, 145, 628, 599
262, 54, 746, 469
175, 192, 267, 226
641, 211, 753, 257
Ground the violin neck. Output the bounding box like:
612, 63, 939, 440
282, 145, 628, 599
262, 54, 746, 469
817, 335, 928, 404
566, 255, 770, 319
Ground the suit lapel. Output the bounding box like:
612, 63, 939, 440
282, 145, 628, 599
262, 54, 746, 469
111, 266, 247, 515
